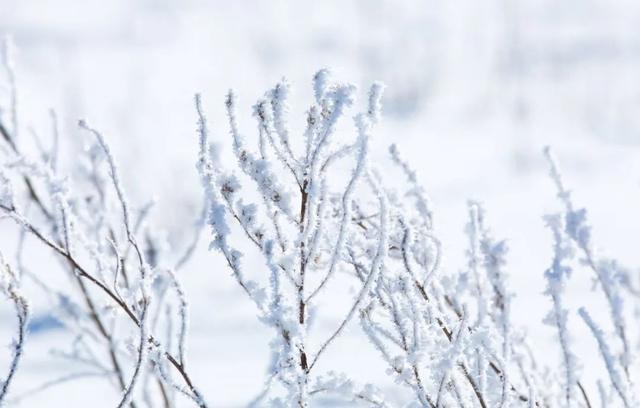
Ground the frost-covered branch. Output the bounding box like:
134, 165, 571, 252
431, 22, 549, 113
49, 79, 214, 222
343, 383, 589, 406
542, 213, 579, 406
544, 147, 632, 377
579, 308, 634, 407
0, 252, 29, 404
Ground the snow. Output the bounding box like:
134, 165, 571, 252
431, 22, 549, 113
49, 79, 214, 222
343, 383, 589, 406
1, 0, 640, 406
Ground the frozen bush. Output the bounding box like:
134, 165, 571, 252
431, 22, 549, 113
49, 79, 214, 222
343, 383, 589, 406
1, 39, 639, 406
195, 71, 640, 407
0, 39, 207, 407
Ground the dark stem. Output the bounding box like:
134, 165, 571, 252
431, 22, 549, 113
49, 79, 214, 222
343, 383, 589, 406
577, 380, 593, 408
298, 181, 309, 406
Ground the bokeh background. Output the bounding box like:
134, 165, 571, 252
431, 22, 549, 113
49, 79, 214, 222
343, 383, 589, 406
1, 0, 640, 406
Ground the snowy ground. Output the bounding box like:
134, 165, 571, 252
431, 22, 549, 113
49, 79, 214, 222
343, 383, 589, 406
1, 0, 640, 406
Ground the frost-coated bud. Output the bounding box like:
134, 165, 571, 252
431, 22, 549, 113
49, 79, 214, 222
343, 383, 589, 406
367, 81, 385, 124
313, 69, 331, 104
0, 170, 14, 209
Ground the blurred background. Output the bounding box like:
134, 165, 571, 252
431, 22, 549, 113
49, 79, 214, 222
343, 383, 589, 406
1, 0, 640, 406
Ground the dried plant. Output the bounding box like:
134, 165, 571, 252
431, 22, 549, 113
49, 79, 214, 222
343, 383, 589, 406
0, 37, 206, 408
1, 37, 639, 407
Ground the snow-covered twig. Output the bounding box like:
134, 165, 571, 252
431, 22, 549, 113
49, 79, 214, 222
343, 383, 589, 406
0, 252, 29, 404
578, 308, 634, 407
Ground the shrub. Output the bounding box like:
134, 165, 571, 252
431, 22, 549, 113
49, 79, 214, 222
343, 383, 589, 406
1, 39, 638, 407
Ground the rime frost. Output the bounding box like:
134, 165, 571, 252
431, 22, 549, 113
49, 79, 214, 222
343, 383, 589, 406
1, 62, 640, 408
